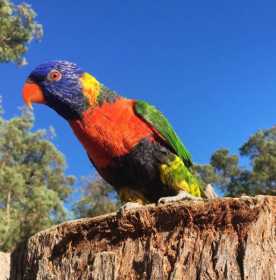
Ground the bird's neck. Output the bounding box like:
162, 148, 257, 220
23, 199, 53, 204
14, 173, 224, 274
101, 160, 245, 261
79, 72, 101, 108
79, 73, 119, 109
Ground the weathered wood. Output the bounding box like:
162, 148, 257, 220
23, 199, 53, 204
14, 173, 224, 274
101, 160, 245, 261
10, 196, 276, 280
0, 252, 10, 280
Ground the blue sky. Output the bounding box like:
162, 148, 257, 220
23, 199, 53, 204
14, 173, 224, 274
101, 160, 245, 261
1, 0, 276, 185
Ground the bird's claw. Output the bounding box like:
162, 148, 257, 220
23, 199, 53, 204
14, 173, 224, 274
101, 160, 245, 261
203, 184, 218, 199
118, 202, 143, 215
158, 191, 203, 205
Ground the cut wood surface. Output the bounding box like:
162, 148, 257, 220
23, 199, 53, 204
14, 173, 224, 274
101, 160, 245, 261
0, 252, 10, 280
10, 196, 276, 280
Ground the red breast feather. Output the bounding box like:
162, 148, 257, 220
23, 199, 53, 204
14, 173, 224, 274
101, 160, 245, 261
70, 98, 155, 168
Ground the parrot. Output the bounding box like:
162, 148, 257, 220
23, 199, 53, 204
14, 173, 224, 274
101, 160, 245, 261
22, 60, 205, 210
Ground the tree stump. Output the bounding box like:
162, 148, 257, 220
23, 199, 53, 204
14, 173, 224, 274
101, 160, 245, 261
0, 252, 10, 280
10, 196, 276, 280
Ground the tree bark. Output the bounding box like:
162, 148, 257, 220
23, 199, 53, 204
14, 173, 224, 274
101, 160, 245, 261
10, 196, 276, 280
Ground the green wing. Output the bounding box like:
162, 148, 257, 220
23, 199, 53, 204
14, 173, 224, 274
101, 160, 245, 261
135, 100, 193, 167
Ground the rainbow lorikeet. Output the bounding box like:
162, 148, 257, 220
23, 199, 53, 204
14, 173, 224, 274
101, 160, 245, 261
22, 60, 206, 207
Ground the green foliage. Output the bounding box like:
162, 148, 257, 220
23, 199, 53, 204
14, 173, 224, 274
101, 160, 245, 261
193, 164, 219, 186
240, 127, 276, 195
195, 126, 276, 197
73, 176, 121, 218
0, 103, 74, 251
0, 0, 43, 65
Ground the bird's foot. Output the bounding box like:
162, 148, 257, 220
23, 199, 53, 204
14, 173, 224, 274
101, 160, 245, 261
118, 202, 143, 215
203, 184, 218, 199
158, 191, 203, 205
240, 194, 252, 200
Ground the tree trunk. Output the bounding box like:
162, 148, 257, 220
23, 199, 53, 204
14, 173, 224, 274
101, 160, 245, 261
10, 196, 276, 280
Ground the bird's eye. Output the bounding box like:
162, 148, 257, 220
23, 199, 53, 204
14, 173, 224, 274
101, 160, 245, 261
48, 70, 62, 81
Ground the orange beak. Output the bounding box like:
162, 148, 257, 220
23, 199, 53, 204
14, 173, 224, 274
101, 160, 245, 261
22, 79, 46, 109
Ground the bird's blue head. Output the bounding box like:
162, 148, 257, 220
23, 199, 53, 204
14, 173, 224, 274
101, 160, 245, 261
22, 60, 101, 120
